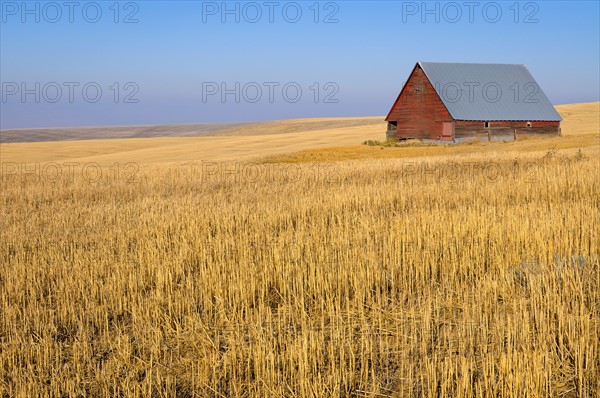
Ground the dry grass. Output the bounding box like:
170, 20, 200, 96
556, 102, 600, 136
0, 103, 598, 397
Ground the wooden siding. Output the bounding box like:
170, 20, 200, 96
455, 120, 560, 139
386, 65, 453, 140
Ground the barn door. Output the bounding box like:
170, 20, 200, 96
442, 122, 454, 141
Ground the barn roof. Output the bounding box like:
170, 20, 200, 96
418, 62, 562, 121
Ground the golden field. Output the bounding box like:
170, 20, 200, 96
0, 102, 599, 397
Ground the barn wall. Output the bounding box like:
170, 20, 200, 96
455, 120, 560, 140
386, 65, 453, 140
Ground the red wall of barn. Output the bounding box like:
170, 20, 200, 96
386, 65, 453, 140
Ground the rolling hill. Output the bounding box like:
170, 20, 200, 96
0, 102, 597, 166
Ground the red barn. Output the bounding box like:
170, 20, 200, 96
386, 62, 562, 141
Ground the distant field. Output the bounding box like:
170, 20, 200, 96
0, 102, 598, 397
0, 122, 252, 143
0, 117, 383, 144
0, 103, 597, 165
0, 117, 385, 165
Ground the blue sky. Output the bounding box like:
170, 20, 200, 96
1, 0, 599, 128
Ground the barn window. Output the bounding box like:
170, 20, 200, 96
484, 121, 490, 128
526, 122, 532, 128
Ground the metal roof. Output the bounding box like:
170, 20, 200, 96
418, 62, 562, 121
